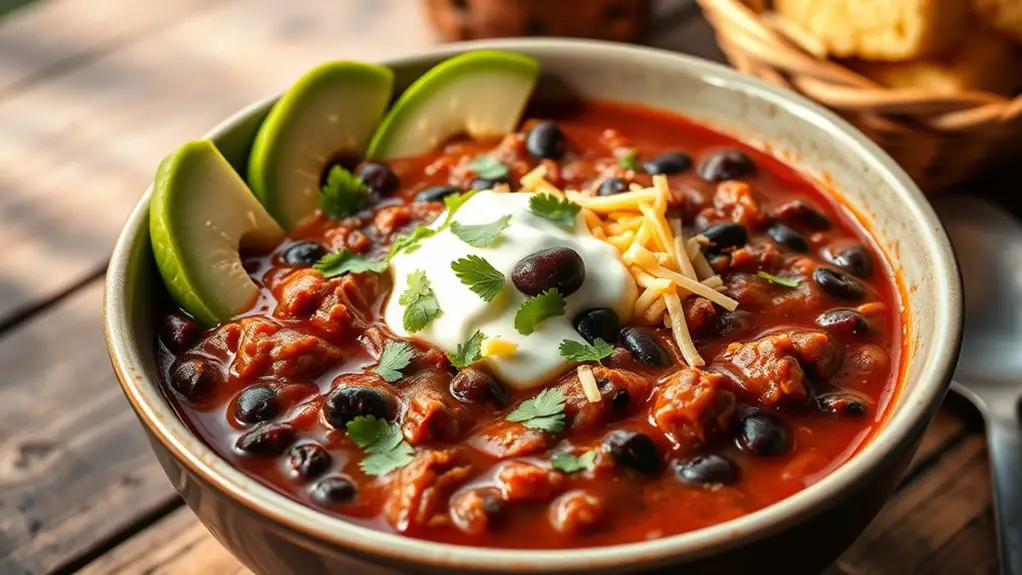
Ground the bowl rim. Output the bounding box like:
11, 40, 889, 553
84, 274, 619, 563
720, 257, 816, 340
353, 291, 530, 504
104, 38, 962, 572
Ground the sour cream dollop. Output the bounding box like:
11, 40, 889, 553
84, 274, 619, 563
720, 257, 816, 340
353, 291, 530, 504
384, 190, 637, 390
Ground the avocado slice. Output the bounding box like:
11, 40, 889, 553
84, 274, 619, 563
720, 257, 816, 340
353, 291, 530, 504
151, 140, 285, 327
248, 61, 394, 229
365, 50, 539, 160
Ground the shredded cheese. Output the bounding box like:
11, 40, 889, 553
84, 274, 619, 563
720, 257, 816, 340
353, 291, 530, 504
483, 338, 519, 357
577, 365, 601, 403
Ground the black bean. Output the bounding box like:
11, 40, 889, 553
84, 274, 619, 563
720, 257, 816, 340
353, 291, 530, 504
673, 454, 740, 486
282, 241, 327, 266
598, 379, 631, 412
169, 357, 220, 402
415, 185, 462, 202
813, 267, 866, 301
698, 149, 755, 182
767, 223, 810, 252
235, 422, 295, 456
323, 386, 397, 429
356, 162, 399, 198
619, 327, 671, 367
511, 247, 586, 297
525, 121, 567, 160
310, 475, 357, 504
700, 222, 748, 254
816, 309, 870, 336
817, 392, 870, 418
737, 410, 791, 457
603, 430, 660, 473
573, 308, 620, 344
832, 244, 874, 278
717, 310, 755, 336
450, 367, 509, 407
470, 176, 510, 191
597, 177, 629, 197
771, 200, 831, 230
234, 384, 279, 424
159, 313, 202, 354
642, 151, 692, 175
288, 443, 332, 480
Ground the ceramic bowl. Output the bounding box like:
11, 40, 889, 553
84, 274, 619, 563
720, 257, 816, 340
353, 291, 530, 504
104, 39, 962, 575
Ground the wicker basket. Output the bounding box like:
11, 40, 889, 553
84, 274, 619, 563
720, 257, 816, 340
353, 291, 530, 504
421, 0, 652, 43
696, 0, 1022, 190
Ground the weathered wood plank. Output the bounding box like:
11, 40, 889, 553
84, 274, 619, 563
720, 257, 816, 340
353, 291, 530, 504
78, 406, 972, 575
0, 0, 432, 324
0, 281, 179, 575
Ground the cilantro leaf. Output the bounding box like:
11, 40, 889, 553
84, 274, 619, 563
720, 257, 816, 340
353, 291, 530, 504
374, 341, 415, 383
450, 215, 511, 248
529, 193, 581, 229
441, 190, 479, 226
389, 225, 436, 258
551, 450, 598, 473
468, 155, 509, 180
345, 415, 414, 476
514, 289, 566, 335
447, 330, 486, 369
320, 165, 368, 219
451, 255, 505, 302
617, 148, 641, 171
399, 270, 441, 332
314, 250, 388, 278
757, 270, 800, 288
507, 388, 566, 434
558, 338, 614, 364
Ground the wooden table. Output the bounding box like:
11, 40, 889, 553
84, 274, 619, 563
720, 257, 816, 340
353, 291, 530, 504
0, 1, 1001, 573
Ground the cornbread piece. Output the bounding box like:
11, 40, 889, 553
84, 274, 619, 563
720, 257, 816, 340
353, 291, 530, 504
849, 25, 1022, 94
775, 0, 969, 60
973, 0, 1022, 42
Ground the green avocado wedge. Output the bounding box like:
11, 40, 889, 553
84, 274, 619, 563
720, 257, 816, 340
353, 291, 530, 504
366, 50, 539, 160
247, 61, 394, 230
151, 140, 285, 327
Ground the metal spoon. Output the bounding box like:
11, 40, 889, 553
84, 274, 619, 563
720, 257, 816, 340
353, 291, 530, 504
933, 194, 1022, 575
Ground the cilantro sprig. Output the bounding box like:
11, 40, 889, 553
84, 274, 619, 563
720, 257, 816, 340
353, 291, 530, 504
469, 155, 509, 180
389, 190, 478, 258
529, 193, 581, 229
320, 165, 368, 219
551, 450, 598, 473
314, 250, 388, 278
617, 149, 641, 171
514, 289, 566, 335
757, 270, 800, 288
451, 215, 511, 248
559, 338, 614, 365
399, 270, 441, 332
507, 388, 567, 434
346, 416, 414, 476
374, 341, 415, 383
447, 330, 485, 369
451, 255, 505, 302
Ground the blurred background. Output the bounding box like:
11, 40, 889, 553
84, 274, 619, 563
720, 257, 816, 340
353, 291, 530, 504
0, 0, 1015, 574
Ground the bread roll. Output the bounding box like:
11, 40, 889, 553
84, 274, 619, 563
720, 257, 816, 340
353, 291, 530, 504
848, 24, 1022, 95
774, 0, 970, 61
973, 0, 1022, 42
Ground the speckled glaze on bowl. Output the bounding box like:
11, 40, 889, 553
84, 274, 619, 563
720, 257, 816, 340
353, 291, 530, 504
104, 39, 962, 575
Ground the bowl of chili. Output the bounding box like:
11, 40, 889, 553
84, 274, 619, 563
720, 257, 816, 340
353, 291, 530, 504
104, 39, 962, 575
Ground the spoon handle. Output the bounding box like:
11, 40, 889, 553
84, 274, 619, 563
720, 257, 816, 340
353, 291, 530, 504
988, 415, 1022, 575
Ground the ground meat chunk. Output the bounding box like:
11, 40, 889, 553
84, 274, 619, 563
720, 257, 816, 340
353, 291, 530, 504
468, 421, 551, 459
274, 269, 381, 339
712, 181, 765, 228
450, 488, 504, 535
549, 490, 605, 535
401, 370, 467, 444
716, 330, 839, 408
494, 462, 566, 502
555, 367, 652, 432
683, 297, 718, 336
232, 318, 343, 380
384, 449, 472, 531
727, 242, 783, 273
373, 205, 412, 236
652, 368, 736, 451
